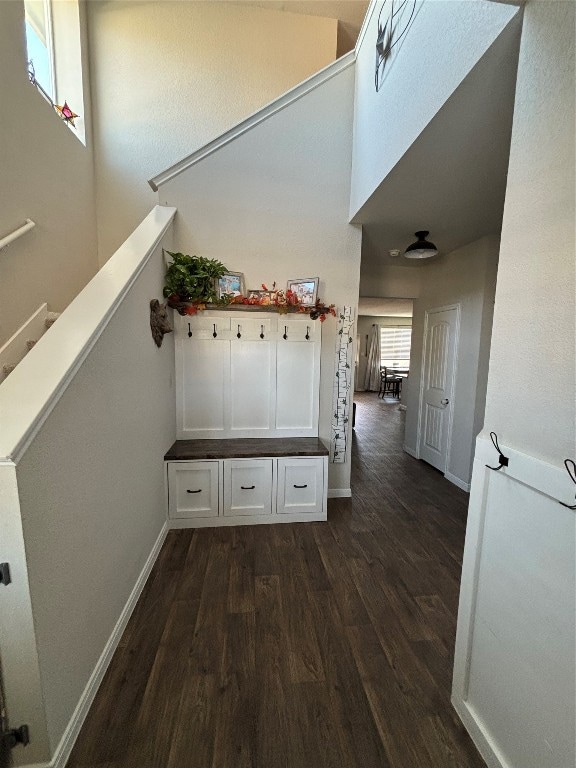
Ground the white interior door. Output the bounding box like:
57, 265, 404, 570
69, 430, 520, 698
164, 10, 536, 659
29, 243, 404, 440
418, 306, 458, 472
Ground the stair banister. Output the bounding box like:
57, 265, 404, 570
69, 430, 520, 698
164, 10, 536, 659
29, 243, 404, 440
0, 218, 35, 250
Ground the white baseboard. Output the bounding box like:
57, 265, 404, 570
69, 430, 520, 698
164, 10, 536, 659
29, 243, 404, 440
403, 444, 419, 459
328, 488, 352, 498
169, 512, 326, 528
452, 697, 511, 768
444, 471, 471, 492
48, 523, 168, 768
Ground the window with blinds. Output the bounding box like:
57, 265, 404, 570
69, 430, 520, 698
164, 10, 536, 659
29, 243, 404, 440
380, 326, 412, 369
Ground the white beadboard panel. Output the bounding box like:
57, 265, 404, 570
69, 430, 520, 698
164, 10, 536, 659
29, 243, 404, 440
230, 340, 275, 432
453, 435, 576, 768
179, 339, 229, 436
276, 340, 319, 433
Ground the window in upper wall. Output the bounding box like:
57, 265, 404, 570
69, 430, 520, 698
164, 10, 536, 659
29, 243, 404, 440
380, 326, 412, 369
24, 0, 86, 145
25, 0, 55, 101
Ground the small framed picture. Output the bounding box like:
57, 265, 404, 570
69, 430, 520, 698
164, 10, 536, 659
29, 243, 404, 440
248, 289, 271, 303
287, 277, 319, 307
216, 272, 245, 298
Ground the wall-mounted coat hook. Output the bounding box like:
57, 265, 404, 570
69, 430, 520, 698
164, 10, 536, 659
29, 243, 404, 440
187, 323, 192, 338
305, 326, 310, 340
283, 326, 288, 340
237, 324, 241, 339
560, 459, 576, 509
260, 325, 265, 339
485, 432, 509, 471
212, 324, 217, 338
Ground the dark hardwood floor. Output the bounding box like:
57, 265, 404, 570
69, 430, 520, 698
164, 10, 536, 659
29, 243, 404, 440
67, 392, 485, 768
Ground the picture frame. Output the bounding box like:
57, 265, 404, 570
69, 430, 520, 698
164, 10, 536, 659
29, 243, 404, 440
286, 277, 319, 307
248, 289, 272, 304
216, 272, 245, 299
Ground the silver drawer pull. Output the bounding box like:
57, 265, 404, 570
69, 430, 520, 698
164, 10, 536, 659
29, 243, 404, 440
293, 484, 308, 489
186, 489, 202, 494
241, 485, 255, 490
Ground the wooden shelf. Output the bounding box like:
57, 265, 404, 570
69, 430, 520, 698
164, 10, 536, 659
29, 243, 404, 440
169, 301, 306, 314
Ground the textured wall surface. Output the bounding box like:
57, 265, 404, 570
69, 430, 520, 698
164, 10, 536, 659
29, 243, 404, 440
0, 1, 98, 347
404, 236, 500, 485
15, 238, 176, 754
160, 64, 361, 491
350, 0, 519, 217
483, 1, 575, 463
88, 0, 337, 263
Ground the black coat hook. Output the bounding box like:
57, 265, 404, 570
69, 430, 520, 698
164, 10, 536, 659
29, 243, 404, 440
187, 323, 192, 338
560, 459, 576, 509
305, 326, 310, 340
212, 324, 217, 338
237, 324, 241, 339
283, 326, 288, 340
260, 325, 265, 339
485, 432, 509, 471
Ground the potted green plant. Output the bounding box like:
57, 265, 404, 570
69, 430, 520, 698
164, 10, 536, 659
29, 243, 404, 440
163, 251, 228, 304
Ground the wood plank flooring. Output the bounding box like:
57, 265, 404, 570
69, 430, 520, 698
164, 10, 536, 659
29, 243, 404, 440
67, 393, 485, 768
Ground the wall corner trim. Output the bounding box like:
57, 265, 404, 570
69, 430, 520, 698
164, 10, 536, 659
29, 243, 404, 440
444, 471, 471, 493
47, 523, 169, 768
148, 52, 356, 191
403, 444, 419, 460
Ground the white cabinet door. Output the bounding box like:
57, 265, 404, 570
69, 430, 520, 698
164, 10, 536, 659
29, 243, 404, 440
168, 461, 219, 519
277, 457, 324, 515
230, 339, 275, 434
223, 459, 273, 516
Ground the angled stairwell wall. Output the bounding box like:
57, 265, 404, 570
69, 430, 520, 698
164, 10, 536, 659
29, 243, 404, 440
0, 206, 177, 768
350, 0, 521, 218
152, 56, 362, 494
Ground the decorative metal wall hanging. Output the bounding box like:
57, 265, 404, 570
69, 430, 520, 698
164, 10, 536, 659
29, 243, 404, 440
331, 306, 355, 463
375, 0, 417, 92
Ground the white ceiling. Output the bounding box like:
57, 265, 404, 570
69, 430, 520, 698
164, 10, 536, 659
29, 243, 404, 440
358, 297, 413, 316
355, 12, 522, 275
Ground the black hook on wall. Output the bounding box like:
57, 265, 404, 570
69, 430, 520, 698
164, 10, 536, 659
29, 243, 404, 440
559, 459, 576, 509
187, 323, 192, 338
485, 432, 509, 471
305, 326, 310, 340
212, 324, 217, 338
237, 324, 241, 339
283, 326, 288, 340
260, 325, 265, 339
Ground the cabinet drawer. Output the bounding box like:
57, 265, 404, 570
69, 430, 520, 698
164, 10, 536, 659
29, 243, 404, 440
224, 459, 273, 516
277, 458, 324, 514
168, 461, 219, 519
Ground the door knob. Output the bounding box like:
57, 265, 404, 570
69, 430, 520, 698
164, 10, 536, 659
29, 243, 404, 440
441, 398, 450, 405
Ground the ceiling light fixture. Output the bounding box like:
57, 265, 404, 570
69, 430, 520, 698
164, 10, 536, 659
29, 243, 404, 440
404, 231, 438, 259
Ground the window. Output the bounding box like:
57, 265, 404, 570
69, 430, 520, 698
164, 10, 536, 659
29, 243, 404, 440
24, 0, 86, 144
24, 0, 54, 100
380, 326, 412, 369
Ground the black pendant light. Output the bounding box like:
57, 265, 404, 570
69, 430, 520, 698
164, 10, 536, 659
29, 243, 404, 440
404, 231, 438, 259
